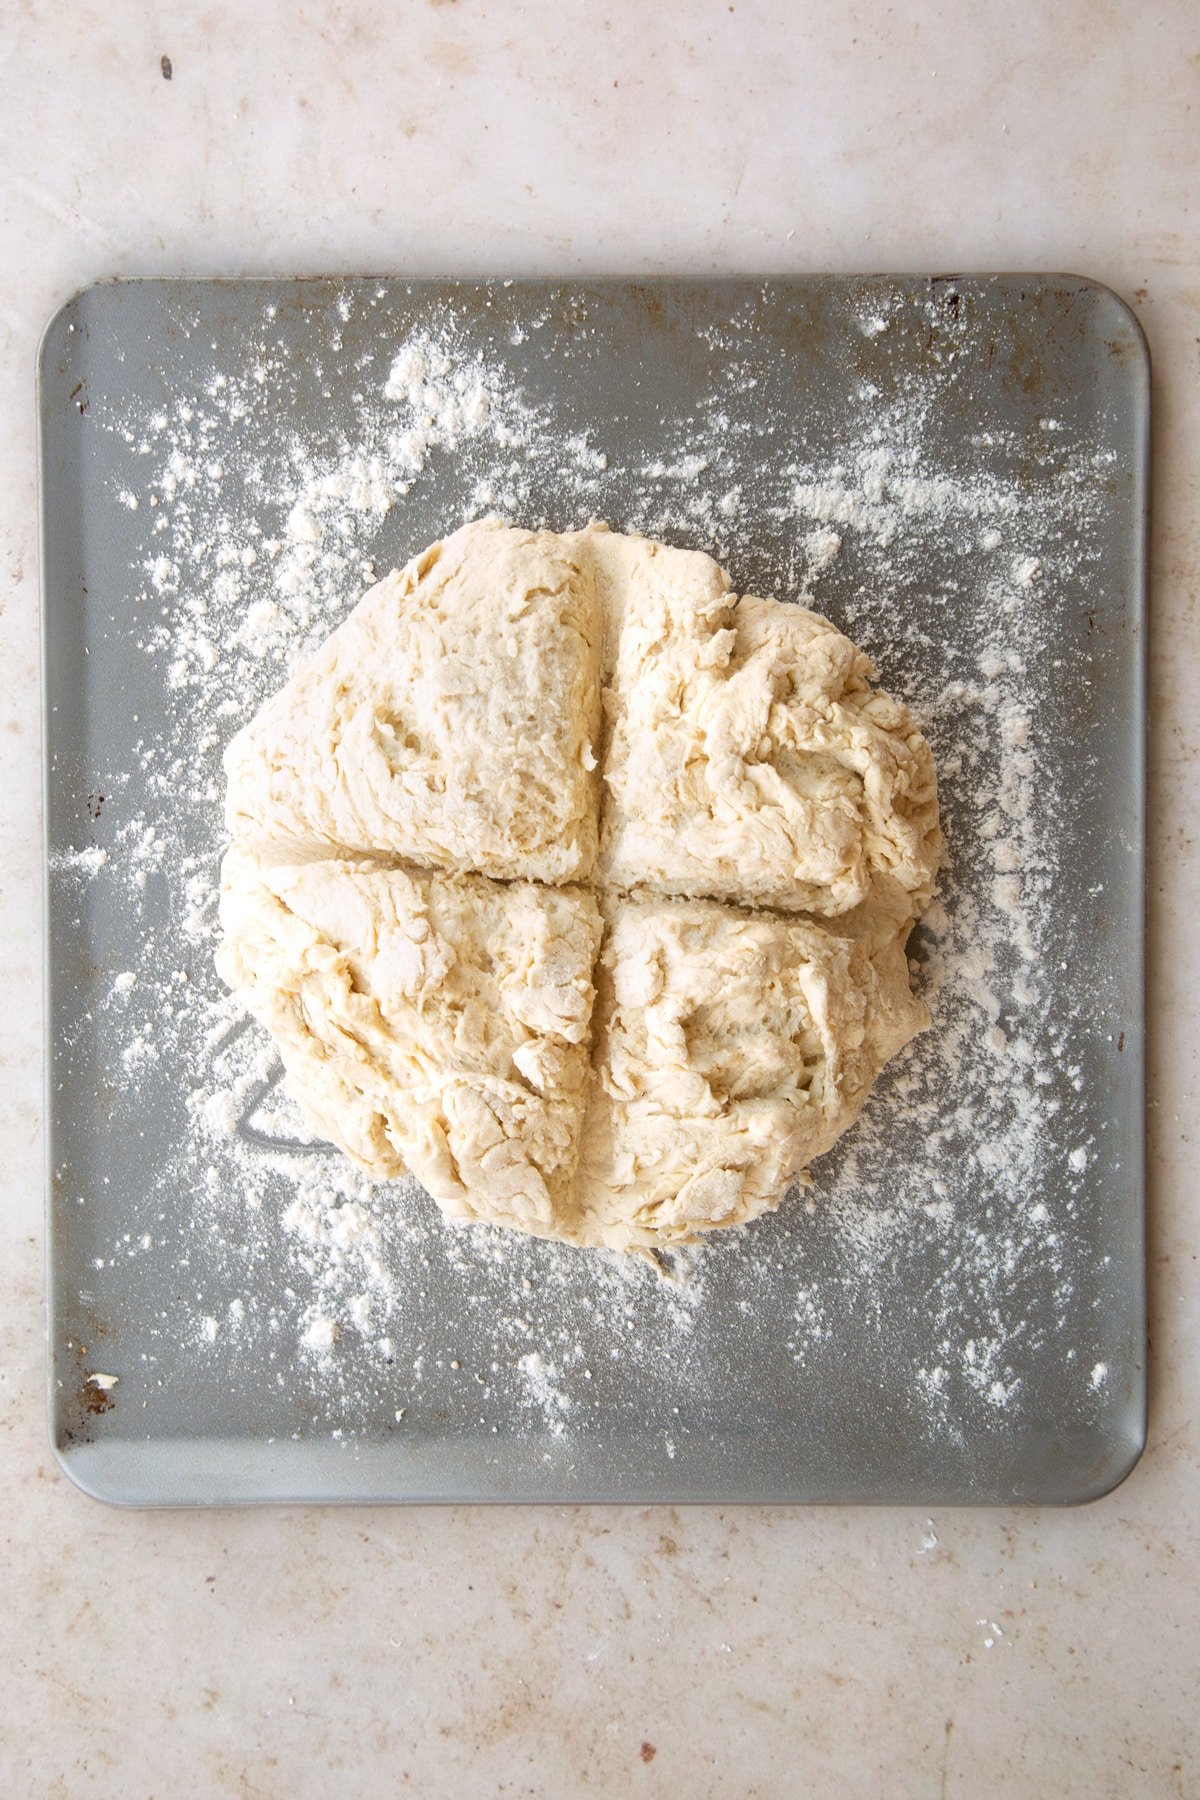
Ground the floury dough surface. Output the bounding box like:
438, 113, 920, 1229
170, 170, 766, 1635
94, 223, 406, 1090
215, 847, 601, 1238
576, 893, 930, 1249
599, 559, 940, 915
224, 521, 604, 884
218, 518, 942, 1251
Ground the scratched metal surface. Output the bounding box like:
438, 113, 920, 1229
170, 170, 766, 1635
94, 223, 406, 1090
40, 276, 1147, 1505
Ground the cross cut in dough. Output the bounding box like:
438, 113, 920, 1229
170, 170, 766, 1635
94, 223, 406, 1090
217, 519, 941, 1252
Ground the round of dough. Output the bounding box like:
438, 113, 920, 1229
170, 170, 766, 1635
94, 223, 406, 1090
217, 519, 941, 1252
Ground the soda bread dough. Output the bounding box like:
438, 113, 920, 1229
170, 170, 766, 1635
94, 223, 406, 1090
217, 518, 942, 1252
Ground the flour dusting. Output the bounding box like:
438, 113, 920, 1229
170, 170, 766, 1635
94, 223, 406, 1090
55, 280, 1134, 1471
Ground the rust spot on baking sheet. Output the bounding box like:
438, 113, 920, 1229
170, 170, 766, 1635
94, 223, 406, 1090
757, 292, 828, 363
627, 284, 665, 326
1117, 1031, 1125, 1052
60, 1340, 119, 1443
930, 275, 965, 326
87, 791, 106, 819
79, 1375, 115, 1417
1012, 350, 1044, 396
640, 1742, 657, 1763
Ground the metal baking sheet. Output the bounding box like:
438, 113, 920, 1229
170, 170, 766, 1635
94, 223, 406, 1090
40, 275, 1147, 1506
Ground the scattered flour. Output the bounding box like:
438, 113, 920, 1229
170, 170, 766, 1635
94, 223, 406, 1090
302, 1315, 342, 1355
55, 279, 1130, 1462
516, 1352, 574, 1434
55, 844, 108, 876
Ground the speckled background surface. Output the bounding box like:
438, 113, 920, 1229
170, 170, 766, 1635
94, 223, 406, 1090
2, 3, 1196, 1795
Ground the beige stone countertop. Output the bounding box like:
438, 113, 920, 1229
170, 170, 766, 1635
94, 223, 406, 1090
1, 3, 1195, 1795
